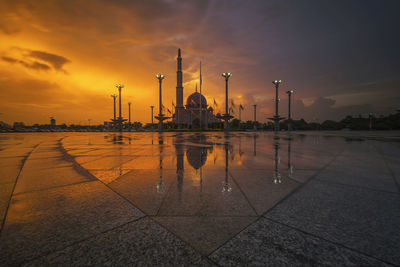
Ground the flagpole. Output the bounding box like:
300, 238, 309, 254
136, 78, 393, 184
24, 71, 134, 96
199, 61, 202, 129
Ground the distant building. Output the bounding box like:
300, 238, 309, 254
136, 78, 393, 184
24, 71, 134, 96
0, 121, 11, 130
13, 122, 25, 130
50, 118, 56, 128
172, 49, 220, 128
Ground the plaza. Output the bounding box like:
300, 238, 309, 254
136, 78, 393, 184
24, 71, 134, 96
0, 131, 399, 266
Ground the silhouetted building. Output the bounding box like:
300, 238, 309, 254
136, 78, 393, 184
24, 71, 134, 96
13, 122, 25, 130
50, 118, 56, 128
172, 49, 220, 128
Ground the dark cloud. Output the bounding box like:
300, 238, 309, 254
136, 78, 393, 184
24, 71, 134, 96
1, 48, 70, 72
28, 50, 70, 72
1, 56, 51, 71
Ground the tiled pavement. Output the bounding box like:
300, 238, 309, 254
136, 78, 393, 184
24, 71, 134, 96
0, 132, 399, 266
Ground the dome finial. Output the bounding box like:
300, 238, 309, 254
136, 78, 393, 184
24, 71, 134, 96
195, 82, 198, 93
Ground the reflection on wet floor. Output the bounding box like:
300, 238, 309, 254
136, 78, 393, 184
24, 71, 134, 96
60, 132, 345, 188
1, 132, 400, 265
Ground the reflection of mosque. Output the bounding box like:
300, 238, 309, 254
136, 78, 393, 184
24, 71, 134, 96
154, 133, 295, 198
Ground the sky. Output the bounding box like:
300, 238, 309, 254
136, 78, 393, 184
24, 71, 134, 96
0, 0, 399, 125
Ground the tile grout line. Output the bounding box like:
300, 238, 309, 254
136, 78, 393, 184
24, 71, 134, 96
12, 180, 95, 196
227, 171, 260, 217
20, 216, 147, 266
59, 138, 219, 264
0, 142, 41, 236
264, 217, 397, 266
206, 148, 344, 258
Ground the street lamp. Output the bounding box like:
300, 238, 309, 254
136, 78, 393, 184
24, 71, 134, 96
115, 84, 125, 131
219, 72, 233, 131
155, 74, 167, 132
272, 80, 282, 132
253, 104, 257, 130
128, 102, 132, 131
286, 90, 294, 131
150, 106, 154, 131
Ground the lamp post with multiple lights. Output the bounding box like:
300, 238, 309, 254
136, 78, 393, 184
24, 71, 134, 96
217, 73, 234, 131
269, 80, 284, 132
286, 90, 294, 131
114, 84, 127, 131
155, 74, 170, 132
111, 94, 117, 128
128, 102, 132, 131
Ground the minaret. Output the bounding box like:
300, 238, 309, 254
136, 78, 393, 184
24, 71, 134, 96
176, 48, 184, 126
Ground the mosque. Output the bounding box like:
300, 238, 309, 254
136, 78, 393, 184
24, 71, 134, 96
172, 49, 221, 128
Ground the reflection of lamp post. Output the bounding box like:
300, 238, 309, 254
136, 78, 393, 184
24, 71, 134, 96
286, 90, 294, 131
287, 136, 293, 178
222, 143, 232, 192
273, 134, 281, 184
156, 134, 165, 192
253, 134, 257, 156
218, 73, 234, 131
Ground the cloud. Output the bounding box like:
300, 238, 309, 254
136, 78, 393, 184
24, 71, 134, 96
28, 50, 70, 72
1, 48, 69, 72
1, 56, 51, 71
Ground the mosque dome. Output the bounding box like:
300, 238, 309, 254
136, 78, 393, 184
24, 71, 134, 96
186, 92, 207, 107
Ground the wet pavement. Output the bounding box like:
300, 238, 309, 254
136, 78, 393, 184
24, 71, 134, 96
0, 131, 399, 266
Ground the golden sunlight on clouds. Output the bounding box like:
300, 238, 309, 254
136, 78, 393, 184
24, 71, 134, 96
0, 0, 281, 125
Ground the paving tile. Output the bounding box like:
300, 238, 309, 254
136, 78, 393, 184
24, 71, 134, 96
316, 169, 398, 193
79, 155, 136, 170
26, 217, 214, 266
109, 169, 176, 215
153, 216, 257, 255
265, 180, 400, 265
158, 169, 257, 216
89, 168, 131, 184
211, 217, 390, 266
22, 157, 73, 170
230, 169, 300, 215
0, 164, 22, 184
0, 183, 14, 225
14, 165, 92, 194
0, 181, 144, 265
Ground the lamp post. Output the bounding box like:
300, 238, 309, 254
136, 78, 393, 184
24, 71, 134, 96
115, 84, 125, 131
150, 106, 154, 131
272, 80, 282, 132
218, 72, 233, 131
253, 104, 257, 130
111, 94, 117, 129
128, 102, 132, 131
155, 74, 169, 132
286, 90, 294, 131
369, 113, 373, 131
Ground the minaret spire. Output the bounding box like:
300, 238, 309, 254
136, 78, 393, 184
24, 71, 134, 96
175, 48, 184, 127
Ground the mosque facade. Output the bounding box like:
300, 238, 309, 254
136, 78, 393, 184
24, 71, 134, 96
172, 49, 220, 128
